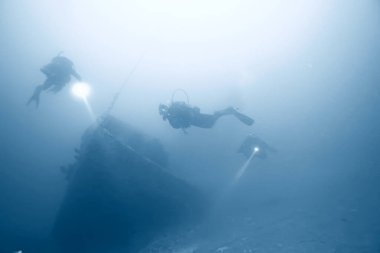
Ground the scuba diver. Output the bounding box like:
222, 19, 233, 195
27, 54, 82, 107
159, 101, 254, 130
238, 134, 277, 159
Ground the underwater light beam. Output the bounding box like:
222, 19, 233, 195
233, 146, 260, 184
71, 82, 96, 121
214, 146, 261, 208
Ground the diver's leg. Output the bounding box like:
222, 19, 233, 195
191, 113, 219, 128
48, 76, 69, 93
192, 108, 235, 128
26, 80, 52, 107
214, 107, 236, 117
49, 83, 65, 93
27, 85, 43, 107
216, 107, 254, 126
192, 107, 254, 128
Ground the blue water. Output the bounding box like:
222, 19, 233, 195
0, 1, 379, 252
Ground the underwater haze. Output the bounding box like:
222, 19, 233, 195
1, 0, 380, 252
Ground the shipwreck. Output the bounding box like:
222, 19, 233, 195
53, 115, 205, 252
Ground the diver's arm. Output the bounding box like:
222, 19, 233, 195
71, 69, 82, 81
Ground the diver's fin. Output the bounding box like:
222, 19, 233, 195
26, 96, 35, 106
26, 94, 40, 108
233, 111, 254, 126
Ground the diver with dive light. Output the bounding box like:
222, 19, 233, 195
238, 133, 277, 159
27, 53, 82, 107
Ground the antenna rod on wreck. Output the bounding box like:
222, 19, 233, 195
104, 52, 145, 115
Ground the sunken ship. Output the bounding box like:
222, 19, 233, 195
52, 115, 205, 252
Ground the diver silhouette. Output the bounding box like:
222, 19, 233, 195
159, 101, 254, 131
27, 54, 81, 107
238, 134, 277, 159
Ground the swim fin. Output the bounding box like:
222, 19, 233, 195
233, 111, 254, 126
26, 94, 40, 108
